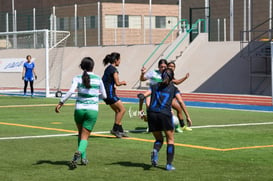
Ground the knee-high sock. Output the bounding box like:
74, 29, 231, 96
167, 144, 175, 165
78, 140, 88, 159
153, 140, 163, 152
179, 119, 185, 127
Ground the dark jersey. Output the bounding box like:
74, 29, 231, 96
102, 64, 118, 98
148, 82, 180, 116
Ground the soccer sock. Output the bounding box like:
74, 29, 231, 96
179, 119, 185, 127
166, 144, 175, 165
113, 123, 119, 131
78, 139, 88, 159
118, 125, 124, 132
78, 137, 87, 159
153, 140, 163, 152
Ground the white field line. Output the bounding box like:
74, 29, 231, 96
0, 133, 77, 140
191, 122, 273, 129
1, 122, 273, 140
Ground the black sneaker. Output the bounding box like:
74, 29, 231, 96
110, 129, 122, 138
69, 151, 81, 169
120, 131, 129, 137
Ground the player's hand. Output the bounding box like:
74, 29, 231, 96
22, 76, 24, 80
137, 93, 145, 100
55, 103, 63, 113
121, 81, 127, 86
138, 110, 145, 118
185, 73, 190, 79
138, 110, 148, 122
35, 75, 37, 80
141, 67, 146, 74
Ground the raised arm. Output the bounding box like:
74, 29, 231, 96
173, 73, 189, 85
140, 67, 148, 81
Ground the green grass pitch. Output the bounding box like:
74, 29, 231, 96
0, 96, 273, 181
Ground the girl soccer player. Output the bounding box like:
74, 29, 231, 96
22, 55, 37, 97
102, 52, 128, 138
138, 68, 192, 171
139, 59, 191, 133
55, 57, 107, 169
167, 61, 191, 132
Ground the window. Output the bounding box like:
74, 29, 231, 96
117, 15, 129, 28
129, 16, 141, 29
59, 18, 65, 30
155, 16, 166, 28
70, 17, 80, 30
57, 17, 69, 30
86, 16, 97, 29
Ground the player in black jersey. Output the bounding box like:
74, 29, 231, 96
102, 52, 128, 138
138, 68, 192, 171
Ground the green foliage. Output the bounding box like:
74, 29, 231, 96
0, 96, 273, 181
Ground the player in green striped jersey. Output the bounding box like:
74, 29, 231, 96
55, 57, 107, 169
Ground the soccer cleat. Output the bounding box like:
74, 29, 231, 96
110, 129, 122, 138
166, 164, 176, 171
151, 149, 158, 167
175, 125, 183, 133
120, 131, 129, 137
182, 126, 192, 131
69, 151, 81, 169
146, 127, 149, 133
81, 158, 89, 166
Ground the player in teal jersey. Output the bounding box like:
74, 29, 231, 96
22, 55, 37, 96
55, 57, 107, 169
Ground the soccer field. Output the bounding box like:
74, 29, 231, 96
0, 96, 273, 181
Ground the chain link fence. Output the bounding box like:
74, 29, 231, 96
0, 1, 272, 46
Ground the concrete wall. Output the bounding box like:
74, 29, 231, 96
173, 34, 251, 94
1, 33, 270, 96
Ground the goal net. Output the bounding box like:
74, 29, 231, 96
0, 29, 70, 97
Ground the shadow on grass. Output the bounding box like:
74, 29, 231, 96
110, 161, 153, 170
129, 127, 148, 134
34, 160, 69, 166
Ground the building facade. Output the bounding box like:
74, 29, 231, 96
0, 0, 272, 46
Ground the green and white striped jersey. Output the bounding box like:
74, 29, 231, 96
60, 72, 107, 111
144, 70, 162, 85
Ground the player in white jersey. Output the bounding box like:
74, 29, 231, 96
55, 57, 107, 169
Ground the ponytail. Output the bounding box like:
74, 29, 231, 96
103, 55, 112, 66
80, 57, 94, 89
103, 52, 120, 66
82, 70, 91, 89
